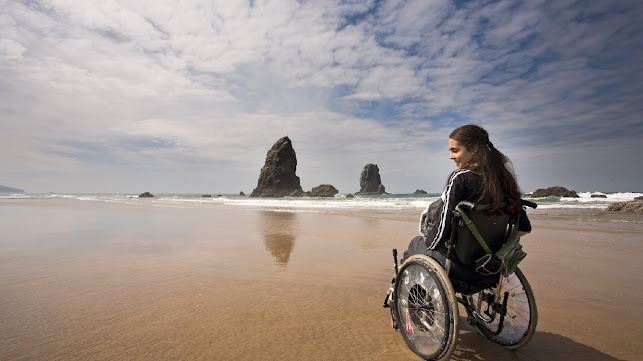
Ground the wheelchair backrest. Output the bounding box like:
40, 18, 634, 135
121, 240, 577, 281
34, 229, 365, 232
453, 207, 513, 265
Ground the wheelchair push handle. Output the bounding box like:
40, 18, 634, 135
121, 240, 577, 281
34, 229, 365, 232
522, 199, 537, 209
383, 249, 400, 309
457, 201, 476, 210
392, 249, 399, 274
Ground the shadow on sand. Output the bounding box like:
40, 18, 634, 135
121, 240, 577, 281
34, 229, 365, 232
452, 319, 626, 361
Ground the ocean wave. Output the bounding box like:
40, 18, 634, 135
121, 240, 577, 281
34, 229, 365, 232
0, 194, 33, 199
526, 192, 642, 206
3, 192, 641, 215
576, 192, 643, 200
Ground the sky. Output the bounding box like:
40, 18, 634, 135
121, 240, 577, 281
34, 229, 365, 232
1, 0, 642, 194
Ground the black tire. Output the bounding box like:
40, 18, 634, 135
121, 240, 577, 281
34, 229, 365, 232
393, 255, 459, 361
473, 267, 537, 349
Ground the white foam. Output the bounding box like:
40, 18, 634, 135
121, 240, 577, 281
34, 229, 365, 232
0, 194, 33, 199
577, 192, 642, 201
3, 192, 639, 214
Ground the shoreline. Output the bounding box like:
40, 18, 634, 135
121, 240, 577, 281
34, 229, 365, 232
0, 198, 641, 360
2, 196, 642, 222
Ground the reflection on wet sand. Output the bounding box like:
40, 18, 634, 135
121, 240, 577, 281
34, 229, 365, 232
261, 211, 298, 266
2, 200, 641, 361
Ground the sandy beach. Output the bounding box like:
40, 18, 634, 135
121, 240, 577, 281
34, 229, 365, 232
1, 198, 641, 361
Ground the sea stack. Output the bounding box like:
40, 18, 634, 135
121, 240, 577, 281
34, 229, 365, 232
250, 136, 304, 197
356, 164, 387, 195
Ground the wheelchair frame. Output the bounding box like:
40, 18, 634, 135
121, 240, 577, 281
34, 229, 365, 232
383, 201, 537, 361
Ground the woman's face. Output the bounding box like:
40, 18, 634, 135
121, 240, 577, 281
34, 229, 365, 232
449, 138, 475, 169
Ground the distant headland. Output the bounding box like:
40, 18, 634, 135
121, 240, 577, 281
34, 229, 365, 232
0, 185, 24, 193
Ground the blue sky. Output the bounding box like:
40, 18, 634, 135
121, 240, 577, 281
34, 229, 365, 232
1, 0, 642, 194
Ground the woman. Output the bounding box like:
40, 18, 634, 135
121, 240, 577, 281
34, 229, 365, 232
404, 124, 531, 289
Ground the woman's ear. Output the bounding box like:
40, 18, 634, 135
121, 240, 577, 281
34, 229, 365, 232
471, 145, 479, 154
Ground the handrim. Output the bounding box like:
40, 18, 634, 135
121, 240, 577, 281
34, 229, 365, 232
394, 255, 459, 361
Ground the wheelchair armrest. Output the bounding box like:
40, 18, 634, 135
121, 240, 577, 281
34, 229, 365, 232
521, 199, 537, 209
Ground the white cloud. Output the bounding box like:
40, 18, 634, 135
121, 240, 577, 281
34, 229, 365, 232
0, 38, 26, 59
1, 0, 642, 193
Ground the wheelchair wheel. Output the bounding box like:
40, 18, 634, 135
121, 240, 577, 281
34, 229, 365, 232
473, 267, 537, 349
394, 255, 459, 361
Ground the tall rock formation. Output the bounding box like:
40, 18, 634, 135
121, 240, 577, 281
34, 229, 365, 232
356, 163, 387, 195
251, 136, 304, 197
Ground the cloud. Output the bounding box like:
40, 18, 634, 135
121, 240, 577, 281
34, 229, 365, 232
1, 0, 642, 193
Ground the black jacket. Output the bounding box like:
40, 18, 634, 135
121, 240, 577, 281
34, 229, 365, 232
423, 169, 531, 250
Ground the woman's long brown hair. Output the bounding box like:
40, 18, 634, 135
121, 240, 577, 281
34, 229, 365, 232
449, 124, 522, 214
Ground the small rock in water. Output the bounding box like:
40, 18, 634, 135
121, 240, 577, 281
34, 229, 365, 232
606, 200, 643, 213
310, 184, 339, 197
525, 186, 579, 198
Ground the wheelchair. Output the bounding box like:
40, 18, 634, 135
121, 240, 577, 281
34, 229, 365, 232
383, 200, 538, 361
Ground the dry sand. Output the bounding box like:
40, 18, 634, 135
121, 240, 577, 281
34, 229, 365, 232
0, 198, 641, 360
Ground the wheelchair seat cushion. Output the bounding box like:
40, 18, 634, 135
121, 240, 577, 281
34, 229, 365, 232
424, 246, 500, 294
450, 274, 499, 294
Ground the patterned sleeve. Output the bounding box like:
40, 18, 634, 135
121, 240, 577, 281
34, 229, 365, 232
425, 169, 474, 250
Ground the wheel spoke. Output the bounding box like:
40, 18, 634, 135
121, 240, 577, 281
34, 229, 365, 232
473, 268, 536, 348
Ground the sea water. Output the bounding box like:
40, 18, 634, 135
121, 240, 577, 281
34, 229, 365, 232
2, 191, 641, 223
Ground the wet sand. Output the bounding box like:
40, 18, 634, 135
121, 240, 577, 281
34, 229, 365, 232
1, 199, 641, 360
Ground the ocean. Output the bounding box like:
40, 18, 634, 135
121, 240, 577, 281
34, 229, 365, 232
2, 191, 641, 224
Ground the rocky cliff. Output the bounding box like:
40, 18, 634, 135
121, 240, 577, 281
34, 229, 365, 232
251, 136, 304, 197
356, 164, 386, 195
